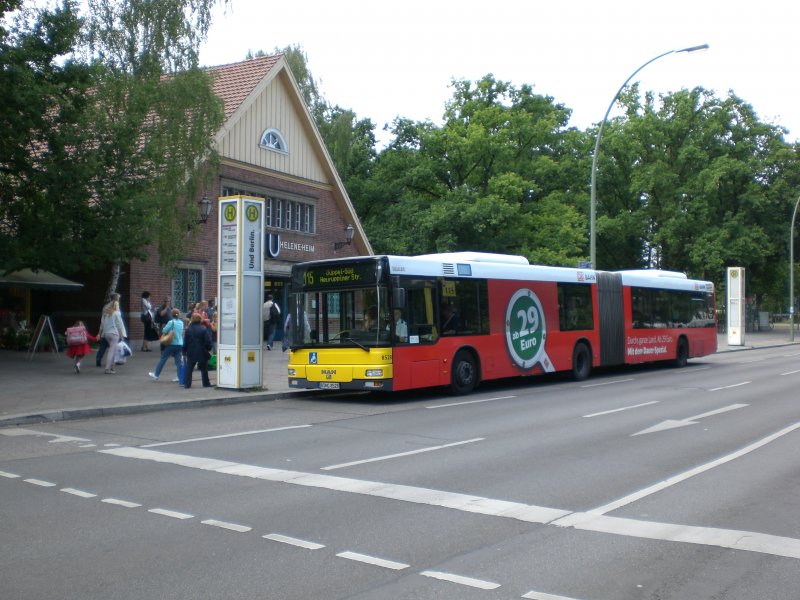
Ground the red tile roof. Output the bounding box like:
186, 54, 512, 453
206, 54, 282, 121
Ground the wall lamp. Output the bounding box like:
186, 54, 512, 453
334, 223, 355, 250
197, 193, 213, 224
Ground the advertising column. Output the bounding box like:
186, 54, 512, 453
727, 266, 745, 346
217, 195, 264, 389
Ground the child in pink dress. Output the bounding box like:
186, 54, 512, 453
65, 321, 98, 374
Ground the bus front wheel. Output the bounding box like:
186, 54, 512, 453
450, 351, 477, 395
572, 343, 591, 381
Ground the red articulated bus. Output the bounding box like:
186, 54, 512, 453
286, 252, 717, 394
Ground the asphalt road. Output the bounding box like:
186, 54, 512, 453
2, 346, 800, 599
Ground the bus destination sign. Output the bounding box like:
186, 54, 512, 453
300, 262, 377, 289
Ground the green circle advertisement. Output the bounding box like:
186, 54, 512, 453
505, 288, 553, 371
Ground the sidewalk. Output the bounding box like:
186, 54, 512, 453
0, 344, 307, 427
0, 328, 797, 427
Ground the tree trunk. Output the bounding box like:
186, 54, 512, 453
105, 262, 121, 302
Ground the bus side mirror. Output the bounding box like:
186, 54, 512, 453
393, 287, 406, 309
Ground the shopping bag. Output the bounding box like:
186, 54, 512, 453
178, 359, 186, 385
207, 353, 217, 370
115, 341, 132, 365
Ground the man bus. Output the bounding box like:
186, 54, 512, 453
285, 252, 716, 394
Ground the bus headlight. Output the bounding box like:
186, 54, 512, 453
365, 369, 383, 377
288, 368, 297, 376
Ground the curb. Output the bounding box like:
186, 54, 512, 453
0, 389, 316, 428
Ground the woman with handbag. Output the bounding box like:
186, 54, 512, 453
148, 309, 185, 382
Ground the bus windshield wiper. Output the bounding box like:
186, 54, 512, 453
340, 337, 369, 352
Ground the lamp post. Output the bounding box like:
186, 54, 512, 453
789, 196, 800, 341
589, 43, 709, 268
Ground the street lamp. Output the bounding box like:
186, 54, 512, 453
789, 196, 800, 341
589, 43, 709, 268
334, 223, 355, 250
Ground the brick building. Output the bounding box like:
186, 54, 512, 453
25, 54, 372, 345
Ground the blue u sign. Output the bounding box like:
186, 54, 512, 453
266, 233, 280, 258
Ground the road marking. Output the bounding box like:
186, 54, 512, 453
781, 369, 800, 376
148, 508, 194, 520
201, 519, 251, 533
24, 478, 56, 487
100, 440, 800, 560
336, 551, 409, 570
100, 446, 570, 524
708, 381, 750, 391
60, 488, 97, 498
263, 533, 325, 550
420, 570, 500, 590
426, 396, 516, 409
583, 401, 658, 418
321, 438, 484, 470
142, 425, 312, 448
737, 357, 767, 364
0, 470, 20, 478
632, 403, 748, 436
587, 420, 800, 517
523, 591, 584, 600
0, 428, 91, 443
581, 378, 634, 388
102, 498, 141, 508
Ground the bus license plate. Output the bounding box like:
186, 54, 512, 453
319, 382, 340, 390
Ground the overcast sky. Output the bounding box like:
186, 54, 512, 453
199, 0, 799, 147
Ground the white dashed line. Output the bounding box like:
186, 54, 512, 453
24, 478, 56, 487
0, 470, 20, 478
201, 519, 251, 533
581, 378, 634, 388
420, 570, 500, 590
60, 488, 97, 498
583, 401, 658, 418
336, 551, 409, 570
101, 498, 141, 508
263, 533, 325, 550
148, 508, 194, 520
708, 381, 750, 391
142, 425, 312, 448
426, 396, 516, 409
321, 438, 484, 470
522, 590, 583, 600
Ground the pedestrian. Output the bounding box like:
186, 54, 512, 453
65, 320, 98, 374
95, 292, 121, 367
140, 291, 158, 352
182, 313, 213, 388
98, 295, 127, 374
148, 308, 184, 382
154, 296, 172, 349
206, 298, 216, 323
263, 294, 280, 350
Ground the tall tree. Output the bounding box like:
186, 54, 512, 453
82, 0, 226, 295
364, 75, 587, 265
0, 0, 98, 275
595, 85, 800, 298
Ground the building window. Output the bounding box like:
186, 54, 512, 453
259, 128, 288, 154
173, 268, 202, 313
221, 183, 316, 234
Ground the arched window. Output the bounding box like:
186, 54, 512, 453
259, 128, 288, 154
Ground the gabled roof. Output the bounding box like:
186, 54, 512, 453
204, 54, 372, 255
206, 55, 281, 121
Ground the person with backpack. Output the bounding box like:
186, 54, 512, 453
263, 294, 280, 350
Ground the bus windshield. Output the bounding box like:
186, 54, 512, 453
290, 286, 392, 348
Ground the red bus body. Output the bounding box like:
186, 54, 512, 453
287, 253, 717, 393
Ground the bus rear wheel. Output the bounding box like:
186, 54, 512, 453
572, 342, 591, 381
450, 351, 477, 395
673, 338, 689, 368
